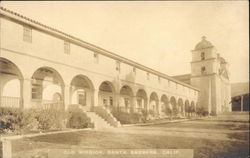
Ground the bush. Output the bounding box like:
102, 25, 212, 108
35, 109, 67, 130
172, 106, 179, 117
66, 111, 93, 129
0, 106, 93, 134
111, 108, 145, 124
164, 108, 172, 116
196, 106, 209, 116
19, 109, 39, 131
0, 107, 23, 132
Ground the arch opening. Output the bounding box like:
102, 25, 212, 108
185, 100, 190, 117
0, 58, 23, 108
149, 92, 159, 115
190, 101, 196, 115
119, 85, 133, 112
135, 89, 147, 113
177, 98, 184, 117
70, 75, 94, 111
160, 95, 169, 116
170, 96, 177, 116
98, 81, 115, 110
31, 67, 64, 109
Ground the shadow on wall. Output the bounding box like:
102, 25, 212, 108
232, 94, 249, 111
125, 71, 136, 83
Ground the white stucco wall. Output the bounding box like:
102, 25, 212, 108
0, 14, 199, 109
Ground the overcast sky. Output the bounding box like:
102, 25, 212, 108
1, 1, 249, 83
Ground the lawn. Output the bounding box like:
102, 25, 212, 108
11, 112, 249, 158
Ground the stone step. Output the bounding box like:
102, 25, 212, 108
85, 112, 114, 129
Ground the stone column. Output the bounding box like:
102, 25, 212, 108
240, 95, 244, 112
115, 93, 120, 108
92, 89, 99, 111
147, 99, 150, 112
132, 95, 137, 113
21, 78, 31, 109
183, 105, 186, 117
63, 84, 70, 111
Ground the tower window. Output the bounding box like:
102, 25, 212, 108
116, 61, 120, 71
23, 26, 32, 43
94, 53, 99, 63
158, 76, 161, 83
133, 67, 136, 74
201, 66, 206, 74
147, 72, 150, 80
201, 52, 205, 60
64, 41, 70, 54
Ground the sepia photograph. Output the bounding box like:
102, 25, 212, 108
0, 1, 249, 158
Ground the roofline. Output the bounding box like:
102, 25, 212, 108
191, 46, 214, 52
232, 93, 249, 98
0, 7, 199, 91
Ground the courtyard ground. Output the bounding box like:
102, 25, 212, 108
11, 112, 249, 158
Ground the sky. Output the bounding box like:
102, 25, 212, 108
1, 1, 249, 83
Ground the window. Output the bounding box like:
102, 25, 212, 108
201, 66, 206, 74
109, 97, 113, 107
116, 61, 120, 71
158, 76, 161, 83
133, 67, 136, 74
137, 99, 142, 108
23, 26, 32, 42
124, 98, 129, 108
147, 72, 150, 80
64, 41, 70, 54
201, 52, 205, 60
103, 99, 107, 107
78, 91, 86, 106
94, 53, 99, 63
31, 84, 41, 99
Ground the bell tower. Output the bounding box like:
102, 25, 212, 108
190, 36, 221, 115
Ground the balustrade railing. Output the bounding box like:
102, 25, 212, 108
41, 100, 64, 110
0, 96, 21, 108
115, 107, 146, 113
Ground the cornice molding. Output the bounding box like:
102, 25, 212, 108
191, 58, 216, 64
0, 7, 199, 91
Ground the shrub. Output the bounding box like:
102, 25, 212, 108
19, 109, 39, 131
66, 111, 93, 128
196, 106, 209, 116
164, 108, 172, 116
35, 109, 67, 130
164, 108, 173, 119
66, 106, 94, 129
172, 106, 179, 117
111, 107, 145, 124
0, 107, 23, 132
0, 107, 70, 134
141, 109, 148, 121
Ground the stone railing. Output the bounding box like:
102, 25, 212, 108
0, 96, 20, 108
41, 100, 64, 110
93, 106, 121, 127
